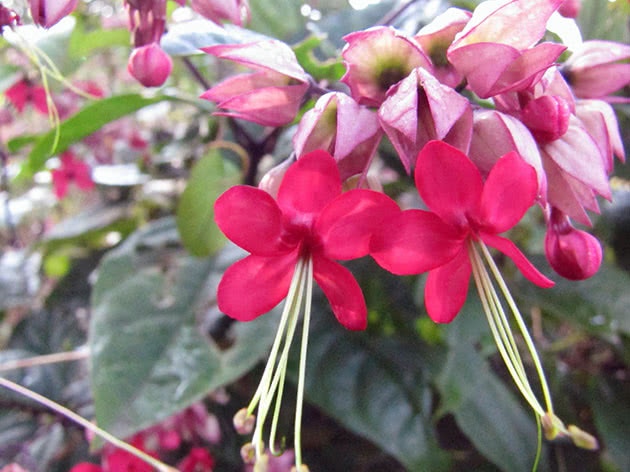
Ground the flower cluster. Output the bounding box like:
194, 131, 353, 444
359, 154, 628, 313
205, 0, 625, 468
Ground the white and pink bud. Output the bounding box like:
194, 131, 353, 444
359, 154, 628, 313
340, 26, 432, 107
469, 109, 547, 202
545, 207, 602, 280
378, 67, 471, 172
190, 0, 250, 26
258, 157, 293, 199
127, 43, 172, 87
201, 40, 309, 126
414, 8, 471, 88
294, 92, 382, 179
563, 40, 630, 99
29, 0, 77, 28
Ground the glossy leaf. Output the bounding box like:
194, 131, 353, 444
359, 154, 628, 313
176, 149, 240, 257
437, 341, 545, 472
90, 219, 277, 440
16, 94, 173, 180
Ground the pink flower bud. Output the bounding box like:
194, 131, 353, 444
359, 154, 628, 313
0, 5, 20, 34
521, 95, 571, 142
29, 0, 78, 28
258, 157, 293, 199
558, 0, 581, 18
545, 208, 602, 280
127, 43, 172, 87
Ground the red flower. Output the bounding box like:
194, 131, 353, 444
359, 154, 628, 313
51, 151, 94, 199
102, 435, 157, 472
371, 140, 553, 323
215, 150, 398, 330
68, 464, 102, 472
178, 448, 215, 472
4, 79, 48, 115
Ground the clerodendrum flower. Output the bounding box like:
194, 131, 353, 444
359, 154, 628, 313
214, 150, 398, 470
371, 140, 597, 450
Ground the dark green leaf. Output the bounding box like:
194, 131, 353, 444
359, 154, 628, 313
176, 149, 240, 257
290, 298, 451, 471
16, 94, 172, 180
437, 341, 545, 472
90, 219, 277, 440
514, 258, 630, 336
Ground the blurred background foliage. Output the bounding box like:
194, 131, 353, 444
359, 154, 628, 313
0, 0, 629, 471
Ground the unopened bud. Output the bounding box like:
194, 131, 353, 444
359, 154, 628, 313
127, 43, 172, 88
545, 208, 602, 280
568, 425, 599, 450
254, 454, 269, 472
558, 0, 581, 18
234, 408, 255, 434
240, 442, 256, 464
521, 95, 571, 143
542, 412, 566, 441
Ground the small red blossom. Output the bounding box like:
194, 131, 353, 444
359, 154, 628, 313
371, 140, 554, 323
51, 151, 94, 199
102, 435, 157, 472
68, 464, 102, 472
4, 79, 48, 115
214, 150, 398, 330
177, 447, 215, 472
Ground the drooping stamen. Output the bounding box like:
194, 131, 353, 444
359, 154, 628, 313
238, 255, 314, 470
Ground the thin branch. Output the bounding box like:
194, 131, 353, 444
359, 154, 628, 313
181, 56, 211, 90
377, 0, 418, 26
0, 347, 89, 373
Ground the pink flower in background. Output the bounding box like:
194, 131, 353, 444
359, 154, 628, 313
178, 448, 215, 472
562, 40, 630, 100
127, 43, 173, 87
28, 0, 78, 28
69, 464, 102, 472
0, 5, 20, 34
378, 67, 472, 172
201, 40, 309, 126
293, 92, 382, 180
190, 0, 250, 26
371, 140, 553, 323
215, 150, 398, 329
447, 0, 566, 98
4, 79, 48, 115
414, 7, 471, 88
51, 151, 94, 199
545, 207, 602, 280
341, 26, 432, 107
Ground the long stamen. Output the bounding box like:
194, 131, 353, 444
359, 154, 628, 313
478, 241, 554, 414
294, 256, 313, 468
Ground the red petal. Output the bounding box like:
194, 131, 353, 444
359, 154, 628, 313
478, 151, 537, 234
277, 150, 342, 219
313, 254, 367, 330
214, 186, 288, 256
316, 189, 400, 260
370, 209, 465, 275
217, 251, 299, 321
425, 247, 471, 323
415, 140, 483, 230
480, 233, 554, 288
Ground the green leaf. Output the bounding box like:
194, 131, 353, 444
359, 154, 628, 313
176, 149, 240, 257
514, 258, 630, 337
293, 35, 345, 82
6, 135, 39, 153
90, 219, 277, 440
15, 94, 172, 180
290, 298, 451, 471
68, 21, 130, 58
437, 341, 545, 472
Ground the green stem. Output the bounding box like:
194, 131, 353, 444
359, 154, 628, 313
0, 377, 176, 472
